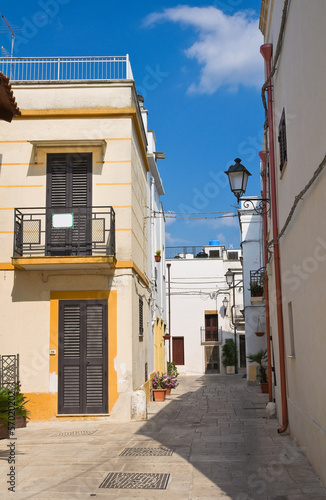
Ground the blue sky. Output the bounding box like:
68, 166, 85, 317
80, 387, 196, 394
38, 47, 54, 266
0, 0, 264, 249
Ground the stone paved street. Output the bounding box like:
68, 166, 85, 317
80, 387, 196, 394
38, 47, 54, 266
0, 375, 325, 499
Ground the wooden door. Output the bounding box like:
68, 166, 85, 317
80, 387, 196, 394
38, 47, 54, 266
205, 314, 218, 341
46, 153, 92, 255
172, 337, 184, 365
58, 299, 108, 414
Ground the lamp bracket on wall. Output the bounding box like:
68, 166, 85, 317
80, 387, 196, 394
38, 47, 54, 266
242, 198, 270, 216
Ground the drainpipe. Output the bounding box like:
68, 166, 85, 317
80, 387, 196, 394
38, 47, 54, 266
260, 44, 288, 433
259, 150, 273, 403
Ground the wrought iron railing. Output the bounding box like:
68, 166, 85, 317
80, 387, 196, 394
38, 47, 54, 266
200, 327, 219, 344
166, 246, 221, 259
232, 305, 245, 324
249, 268, 265, 297
0, 55, 133, 82
13, 207, 115, 258
0, 355, 19, 389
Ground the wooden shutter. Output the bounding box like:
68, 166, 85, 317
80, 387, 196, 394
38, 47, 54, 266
58, 299, 108, 414
172, 337, 184, 365
46, 153, 92, 255
205, 314, 218, 341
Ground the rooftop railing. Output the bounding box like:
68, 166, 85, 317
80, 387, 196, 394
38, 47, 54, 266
0, 55, 133, 82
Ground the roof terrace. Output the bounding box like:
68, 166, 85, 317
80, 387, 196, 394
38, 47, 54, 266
0, 55, 133, 83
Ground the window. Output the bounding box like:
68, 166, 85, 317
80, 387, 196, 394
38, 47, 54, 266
228, 251, 238, 260
288, 302, 295, 357
205, 313, 218, 341
139, 297, 144, 336
278, 109, 287, 172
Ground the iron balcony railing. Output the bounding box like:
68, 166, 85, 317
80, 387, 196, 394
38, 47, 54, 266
13, 207, 115, 258
232, 305, 245, 325
200, 327, 219, 344
250, 268, 265, 297
0, 55, 133, 82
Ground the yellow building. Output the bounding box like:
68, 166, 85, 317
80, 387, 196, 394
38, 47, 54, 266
0, 56, 166, 421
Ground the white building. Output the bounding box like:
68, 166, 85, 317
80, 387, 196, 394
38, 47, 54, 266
239, 198, 266, 382
166, 242, 244, 375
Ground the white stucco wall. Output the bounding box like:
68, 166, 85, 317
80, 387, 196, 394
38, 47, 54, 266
166, 246, 243, 375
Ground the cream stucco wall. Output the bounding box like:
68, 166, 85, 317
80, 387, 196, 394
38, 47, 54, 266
0, 80, 162, 421
261, 0, 326, 486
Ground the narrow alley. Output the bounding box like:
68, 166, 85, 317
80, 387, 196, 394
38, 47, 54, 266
0, 375, 325, 499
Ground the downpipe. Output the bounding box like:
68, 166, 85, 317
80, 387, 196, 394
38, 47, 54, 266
260, 43, 288, 433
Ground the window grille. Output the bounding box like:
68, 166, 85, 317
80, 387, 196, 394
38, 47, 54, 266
139, 297, 144, 336
278, 109, 287, 172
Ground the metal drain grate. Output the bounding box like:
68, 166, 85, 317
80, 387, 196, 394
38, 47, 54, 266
120, 447, 173, 456
52, 430, 97, 437
99, 472, 170, 490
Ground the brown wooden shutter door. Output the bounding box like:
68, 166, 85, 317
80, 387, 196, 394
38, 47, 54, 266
58, 299, 108, 414
46, 153, 92, 255
172, 337, 184, 365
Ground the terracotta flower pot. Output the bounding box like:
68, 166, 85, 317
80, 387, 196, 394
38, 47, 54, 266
255, 331, 265, 337
153, 389, 166, 402
165, 388, 171, 396
260, 382, 269, 393
155, 255, 161, 262
0, 422, 9, 439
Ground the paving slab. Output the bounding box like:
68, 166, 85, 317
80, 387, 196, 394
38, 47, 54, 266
0, 374, 325, 499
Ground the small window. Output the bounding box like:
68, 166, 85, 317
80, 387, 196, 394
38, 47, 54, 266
278, 108, 287, 172
209, 250, 220, 258
228, 251, 238, 260
288, 302, 295, 357
139, 297, 144, 336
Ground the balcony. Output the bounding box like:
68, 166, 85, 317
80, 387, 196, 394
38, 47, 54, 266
12, 207, 115, 270
250, 268, 265, 304
0, 56, 133, 83
232, 305, 245, 325
200, 327, 221, 346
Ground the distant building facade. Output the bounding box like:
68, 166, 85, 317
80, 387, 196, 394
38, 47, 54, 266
166, 243, 244, 375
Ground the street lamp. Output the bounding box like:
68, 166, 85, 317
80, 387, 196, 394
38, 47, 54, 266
222, 296, 229, 315
225, 268, 238, 374
224, 158, 251, 202
225, 158, 270, 215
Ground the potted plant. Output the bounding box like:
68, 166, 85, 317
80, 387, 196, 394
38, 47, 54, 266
247, 349, 268, 393
164, 372, 179, 395
14, 381, 30, 428
167, 361, 179, 379
152, 372, 167, 401
249, 281, 264, 297
155, 250, 161, 262
222, 338, 237, 374
0, 383, 30, 438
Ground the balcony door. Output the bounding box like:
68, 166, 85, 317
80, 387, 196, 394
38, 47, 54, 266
58, 299, 108, 414
46, 153, 92, 256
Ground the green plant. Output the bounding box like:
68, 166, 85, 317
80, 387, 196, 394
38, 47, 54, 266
222, 339, 237, 367
247, 349, 268, 383
152, 372, 167, 389
167, 361, 179, 378
0, 384, 30, 427
249, 281, 264, 297
155, 250, 161, 256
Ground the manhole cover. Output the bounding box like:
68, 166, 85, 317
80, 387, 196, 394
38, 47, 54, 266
120, 447, 173, 456
99, 472, 170, 490
52, 430, 97, 437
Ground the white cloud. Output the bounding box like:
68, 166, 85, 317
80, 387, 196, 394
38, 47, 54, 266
143, 5, 263, 94
165, 232, 190, 245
